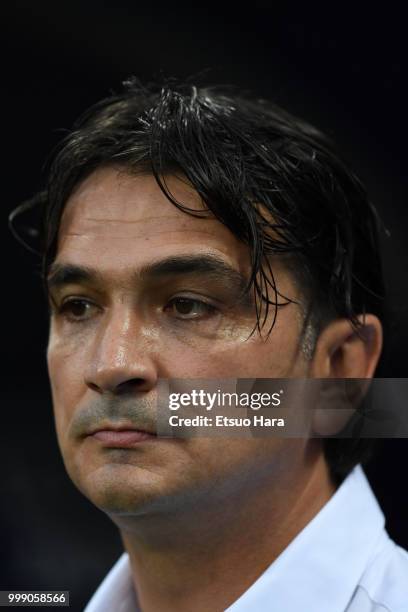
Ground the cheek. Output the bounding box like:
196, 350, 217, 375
186, 437, 296, 495
157, 320, 301, 378
155, 341, 276, 379
47, 332, 89, 438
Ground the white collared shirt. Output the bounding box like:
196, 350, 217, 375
84, 465, 408, 611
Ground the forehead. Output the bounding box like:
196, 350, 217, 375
56, 166, 251, 272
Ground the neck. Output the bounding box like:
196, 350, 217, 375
116, 445, 335, 612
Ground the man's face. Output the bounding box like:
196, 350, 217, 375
47, 166, 312, 517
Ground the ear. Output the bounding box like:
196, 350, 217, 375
310, 314, 383, 379
310, 314, 382, 436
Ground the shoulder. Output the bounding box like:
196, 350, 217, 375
352, 536, 408, 612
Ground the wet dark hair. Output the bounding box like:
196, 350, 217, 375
10, 77, 387, 483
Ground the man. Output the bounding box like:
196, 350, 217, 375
13, 79, 408, 610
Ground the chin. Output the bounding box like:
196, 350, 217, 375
72, 462, 175, 516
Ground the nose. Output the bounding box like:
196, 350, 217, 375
84, 307, 158, 395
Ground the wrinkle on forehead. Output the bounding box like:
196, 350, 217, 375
62, 227, 227, 241
80, 213, 210, 224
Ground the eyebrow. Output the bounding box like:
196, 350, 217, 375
46, 254, 250, 296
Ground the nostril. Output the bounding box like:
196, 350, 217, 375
114, 378, 147, 394
88, 381, 102, 393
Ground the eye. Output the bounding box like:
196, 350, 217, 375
58, 298, 99, 322
165, 297, 217, 320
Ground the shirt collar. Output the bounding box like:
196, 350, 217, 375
85, 465, 385, 612
84, 553, 138, 612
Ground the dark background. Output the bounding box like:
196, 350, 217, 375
1, 2, 407, 610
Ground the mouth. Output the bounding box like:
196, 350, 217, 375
87, 424, 157, 447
